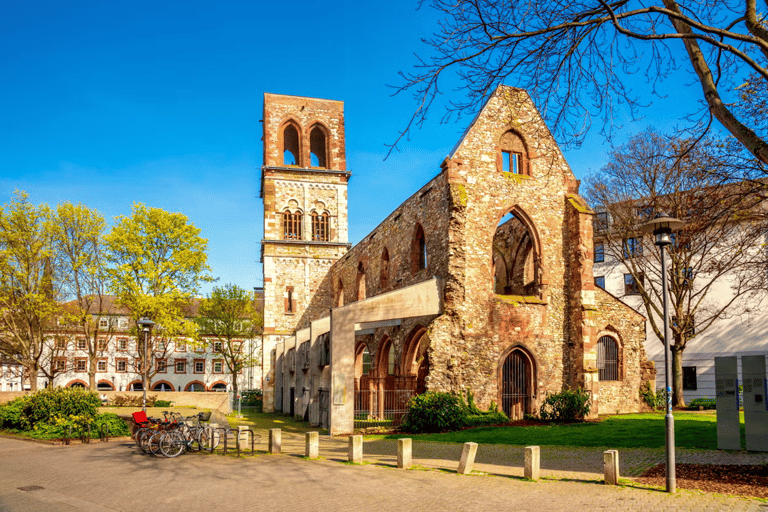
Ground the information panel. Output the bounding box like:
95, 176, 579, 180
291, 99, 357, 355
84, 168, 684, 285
714, 356, 740, 451
742, 355, 768, 452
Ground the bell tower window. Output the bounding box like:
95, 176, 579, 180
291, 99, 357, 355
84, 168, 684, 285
310, 126, 327, 168
311, 211, 329, 241
499, 130, 530, 176
283, 124, 300, 166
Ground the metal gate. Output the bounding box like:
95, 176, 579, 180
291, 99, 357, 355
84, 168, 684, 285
318, 388, 329, 429
502, 350, 530, 420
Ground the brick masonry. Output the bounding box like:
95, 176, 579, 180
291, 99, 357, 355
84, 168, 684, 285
262, 87, 652, 418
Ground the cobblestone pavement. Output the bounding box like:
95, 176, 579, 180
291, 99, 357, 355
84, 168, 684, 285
1, 433, 766, 512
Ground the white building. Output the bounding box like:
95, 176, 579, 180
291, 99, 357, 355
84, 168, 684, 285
0, 295, 263, 393
593, 214, 768, 403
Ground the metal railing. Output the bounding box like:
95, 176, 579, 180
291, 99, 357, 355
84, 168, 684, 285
354, 389, 415, 429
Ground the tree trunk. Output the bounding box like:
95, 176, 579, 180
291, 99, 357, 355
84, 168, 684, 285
88, 356, 97, 390
671, 346, 686, 408
232, 370, 239, 395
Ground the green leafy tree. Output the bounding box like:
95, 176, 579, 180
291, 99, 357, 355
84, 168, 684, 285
194, 284, 262, 394
50, 202, 115, 389
0, 192, 60, 391
104, 204, 212, 391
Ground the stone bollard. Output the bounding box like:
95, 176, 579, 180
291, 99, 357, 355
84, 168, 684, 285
457, 442, 478, 475
604, 450, 619, 485
524, 446, 540, 480
305, 431, 319, 458
208, 423, 219, 451
348, 435, 363, 464
397, 438, 412, 469
238, 426, 248, 443
269, 428, 281, 454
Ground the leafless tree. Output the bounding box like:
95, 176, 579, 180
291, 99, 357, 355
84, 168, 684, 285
584, 128, 766, 406
394, 0, 768, 164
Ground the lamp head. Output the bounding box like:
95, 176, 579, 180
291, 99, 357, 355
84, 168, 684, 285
638, 213, 684, 247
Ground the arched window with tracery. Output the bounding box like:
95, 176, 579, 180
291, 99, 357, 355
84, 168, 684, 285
499, 130, 530, 175
283, 123, 300, 166
492, 208, 541, 296
283, 210, 302, 240
380, 247, 390, 288
411, 224, 427, 273
311, 211, 329, 241
597, 336, 620, 381
309, 125, 328, 168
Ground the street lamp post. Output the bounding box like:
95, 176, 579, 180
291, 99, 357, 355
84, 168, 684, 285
136, 317, 155, 412
639, 213, 684, 494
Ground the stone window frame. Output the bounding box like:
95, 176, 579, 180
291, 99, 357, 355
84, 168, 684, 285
174, 359, 187, 374
54, 357, 67, 373
380, 247, 390, 289
156, 358, 167, 374
283, 209, 303, 241
116, 358, 128, 373
411, 223, 428, 274
308, 122, 329, 169
213, 359, 224, 374
311, 211, 330, 241
193, 359, 206, 374
491, 205, 545, 299
356, 261, 366, 301
97, 338, 108, 352
596, 335, 621, 381
117, 338, 128, 351
76, 338, 87, 351
281, 120, 302, 166
96, 358, 108, 373
497, 129, 532, 176
285, 286, 295, 314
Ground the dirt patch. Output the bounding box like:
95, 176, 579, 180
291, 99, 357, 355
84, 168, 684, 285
637, 463, 768, 499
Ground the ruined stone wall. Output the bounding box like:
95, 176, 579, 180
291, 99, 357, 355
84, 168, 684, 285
593, 287, 649, 414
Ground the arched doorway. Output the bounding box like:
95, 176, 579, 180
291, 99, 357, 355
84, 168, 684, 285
492, 206, 542, 296
500, 348, 535, 420
152, 381, 174, 392
402, 326, 430, 395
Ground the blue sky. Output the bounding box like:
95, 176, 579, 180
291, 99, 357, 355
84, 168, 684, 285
1, 0, 701, 294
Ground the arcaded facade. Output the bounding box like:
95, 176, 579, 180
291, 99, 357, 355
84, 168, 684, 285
263, 87, 653, 432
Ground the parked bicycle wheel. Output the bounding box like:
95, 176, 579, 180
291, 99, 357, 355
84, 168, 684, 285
148, 431, 164, 456
159, 431, 185, 458
199, 426, 220, 450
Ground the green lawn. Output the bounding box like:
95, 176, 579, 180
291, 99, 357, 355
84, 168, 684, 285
227, 408, 328, 435
373, 412, 746, 450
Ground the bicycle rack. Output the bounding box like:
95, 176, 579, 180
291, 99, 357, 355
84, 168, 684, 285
236, 428, 257, 457
99, 423, 110, 442
81, 424, 91, 444
211, 427, 228, 455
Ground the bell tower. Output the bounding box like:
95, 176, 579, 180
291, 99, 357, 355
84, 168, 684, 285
260, 93, 350, 412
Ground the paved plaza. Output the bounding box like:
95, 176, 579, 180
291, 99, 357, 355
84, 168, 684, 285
0, 430, 766, 512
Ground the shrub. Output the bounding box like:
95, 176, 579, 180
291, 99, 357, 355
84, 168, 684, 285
154, 400, 172, 408
20, 387, 100, 429
539, 387, 591, 422
401, 392, 466, 433
688, 398, 716, 410
464, 411, 509, 428
0, 396, 25, 429
241, 389, 263, 407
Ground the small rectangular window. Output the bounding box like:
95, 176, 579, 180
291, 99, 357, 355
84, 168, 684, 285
55, 358, 66, 372
595, 212, 610, 232
75, 359, 87, 372
624, 273, 643, 295
77, 338, 87, 351
156, 359, 167, 373
623, 237, 643, 258
285, 287, 295, 314
682, 366, 697, 390
175, 360, 186, 374
502, 151, 523, 174
594, 276, 605, 289
116, 360, 127, 373
213, 360, 224, 373
594, 242, 604, 263
194, 360, 205, 374
96, 360, 107, 372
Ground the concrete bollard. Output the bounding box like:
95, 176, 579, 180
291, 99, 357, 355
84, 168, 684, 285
269, 428, 281, 454
457, 442, 478, 475
524, 446, 540, 481
604, 450, 619, 485
397, 438, 412, 469
305, 431, 319, 458
348, 435, 363, 463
